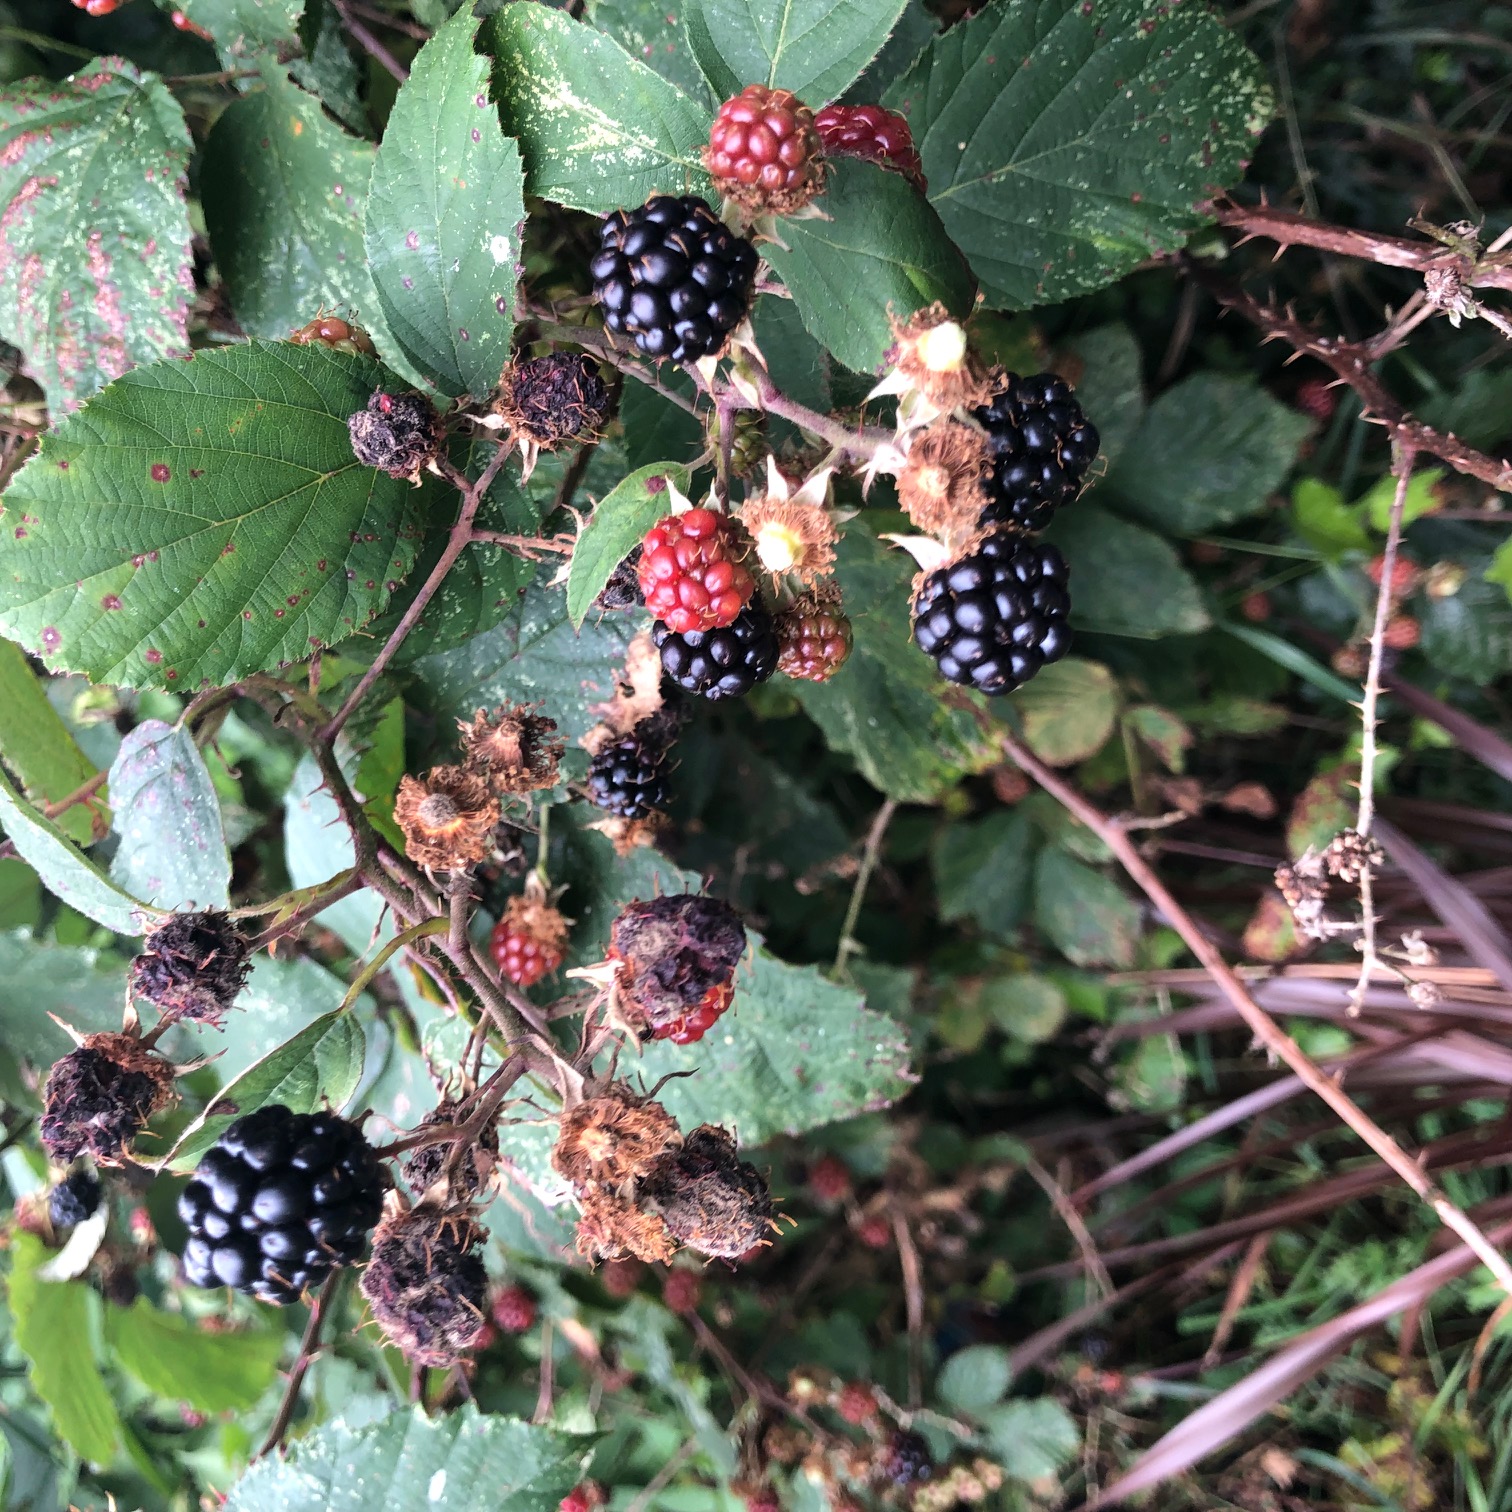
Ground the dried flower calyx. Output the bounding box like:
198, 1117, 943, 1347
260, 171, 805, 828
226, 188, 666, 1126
128, 910, 252, 1029
360, 1205, 488, 1368
40, 1033, 177, 1165
394, 765, 500, 871
875, 305, 998, 423
736, 460, 839, 587
897, 422, 992, 540
457, 703, 564, 796
552, 1080, 682, 1190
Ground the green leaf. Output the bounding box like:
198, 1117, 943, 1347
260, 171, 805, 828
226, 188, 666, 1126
367, 6, 526, 400
105, 1301, 282, 1413
225, 1404, 588, 1512
1033, 848, 1138, 967
0, 59, 193, 413
1423, 556, 1512, 685
488, 4, 714, 214
0, 341, 430, 690
588, 0, 715, 103
761, 158, 974, 373
559, 818, 915, 1142
7, 1233, 121, 1465
0, 638, 100, 846
163, 0, 303, 60
1291, 477, 1371, 558
936, 1344, 1012, 1414
0, 932, 129, 1073
981, 1397, 1080, 1482
1013, 657, 1118, 766
200, 70, 417, 384
620, 375, 705, 472
108, 721, 230, 913
931, 809, 1036, 937
168, 1009, 367, 1170
1045, 507, 1210, 638
886, 0, 1270, 308
682, 0, 908, 104
1360, 466, 1446, 531
408, 579, 640, 751
1062, 324, 1144, 468
1222, 623, 1359, 704
1111, 1031, 1188, 1113
292, 0, 368, 134
788, 522, 996, 801
566, 463, 691, 627
1103, 375, 1311, 534
0, 765, 155, 935
976, 973, 1067, 1043
1123, 704, 1191, 773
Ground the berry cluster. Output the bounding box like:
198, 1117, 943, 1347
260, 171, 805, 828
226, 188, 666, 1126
178, 1105, 385, 1305
975, 372, 1100, 533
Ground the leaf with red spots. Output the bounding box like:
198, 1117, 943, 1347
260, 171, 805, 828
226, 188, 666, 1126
0, 341, 432, 691
0, 59, 193, 414
884, 0, 1272, 308
366, 5, 527, 401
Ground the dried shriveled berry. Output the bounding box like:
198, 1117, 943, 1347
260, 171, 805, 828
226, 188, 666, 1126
898, 422, 992, 538
41, 1034, 177, 1166
609, 894, 746, 1035
595, 548, 645, 612
638, 507, 755, 634
457, 703, 564, 796
401, 1097, 499, 1201
394, 765, 500, 871
289, 314, 376, 355
642, 1124, 775, 1259
489, 893, 570, 988
361, 1208, 488, 1368
815, 102, 925, 189
496, 352, 612, 449
706, 84, 824, 215
128, 910, 251, 1029
573, 1185, 677, 1264
347, 391, 440, 480
50, 1171, 102, 1229
551, 1082, 682, 1190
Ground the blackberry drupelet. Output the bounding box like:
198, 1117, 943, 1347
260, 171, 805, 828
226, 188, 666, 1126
974, 371, 1099, 532
591, 196, 758, 364
178, 1104, 384, 1305
911, 533, 1070, 696
654, 601, 778, 700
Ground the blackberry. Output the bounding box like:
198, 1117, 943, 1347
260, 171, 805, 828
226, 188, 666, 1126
586, 732, 669, 819
974, 372, 1100, 531
591, 196, 758, 364
178, 1104, 385, 1305
880, 1429, 933, 1486
642, 1124, 774, 1259
911, 534, 1070, 696
49, 1171, 102, 1229
129, 910, 252, 1029
654, 600, 778, 700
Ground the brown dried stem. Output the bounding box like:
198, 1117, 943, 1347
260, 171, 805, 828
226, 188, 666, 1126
997, 727, 1512, 1302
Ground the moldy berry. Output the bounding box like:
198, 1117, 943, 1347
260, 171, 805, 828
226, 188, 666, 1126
128, 910, 251, 1029
347, 390, 440, 481
41, 1034, 177, 1166
400, 1096, 499, 1202
642, 1124, 775, 1259
609, 893, 747, 1039
361, 1207, 488, 1368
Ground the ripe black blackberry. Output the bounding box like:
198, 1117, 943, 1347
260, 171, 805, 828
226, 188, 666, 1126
178, 1104, 385, 1305
879, 1429, 933, 1486
912, 533, 1070, 696
975, 371, 1099, 532
591, 196, 758, 364
586, 734, 669, 819
654, 600, 778, 700
49, 1171, 102, 1229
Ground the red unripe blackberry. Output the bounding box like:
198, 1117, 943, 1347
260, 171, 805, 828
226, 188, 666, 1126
776, 596, 852, 682
661, 1267, 702, 1313
1383, 614, 1420, 649
559, 1484, 604, 1512
491, 1283, 537, 1333
808, 1154, 851, 1203
814, 103, 925, 189
638, 507, 755, 634
1294, 374, 1336, 422
651, 980, 733, 1045
73, 0, 123, 12
975, 371, 1100, 532
654, 600, 779, 700
1240, 591, 1271, 623
856, 1214, 892, 1250
591, 196, 757, 364
490, 918, 562, 987
706, 84, 824, 214
836, 1380, 877, 1424
911, 534, 1071, 696
1367, 552, 1421, 597
601, 1259, 644, 1297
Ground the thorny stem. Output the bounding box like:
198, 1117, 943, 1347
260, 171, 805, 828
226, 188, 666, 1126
321, 442, 513, 744
257, 1270, 342, 1459
1349, 445, 1416, 1012
997, 726, 1512, 1303
832, 798, 899, 977
329, 0, 410, 81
